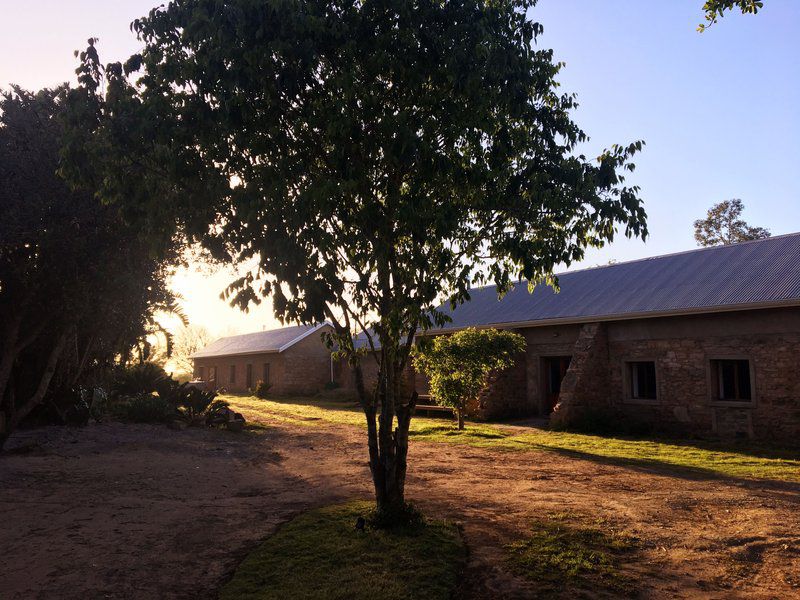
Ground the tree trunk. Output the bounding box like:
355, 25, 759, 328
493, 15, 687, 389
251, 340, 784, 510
0, 411, 8, 453
0, 313, 23, 410
354, 355, 416, 525
457, 408, 465, 430
0, 330, 68, 452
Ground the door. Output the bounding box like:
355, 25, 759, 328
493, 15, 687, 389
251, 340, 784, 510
542, 356, 571, 413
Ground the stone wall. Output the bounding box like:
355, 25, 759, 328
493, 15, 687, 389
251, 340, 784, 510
603, 308, 800, 439
550, 322, 612, 428
334, 352, 415, 400
193, 352, 284, 394
469, 349, 529, 420
279, 327, 335, 395
412, 307, 800, 440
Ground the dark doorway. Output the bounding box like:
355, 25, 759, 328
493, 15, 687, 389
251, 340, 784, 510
542, 356, 572, 413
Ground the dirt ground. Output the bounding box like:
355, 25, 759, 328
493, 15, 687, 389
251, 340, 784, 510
1, 416, 799, 599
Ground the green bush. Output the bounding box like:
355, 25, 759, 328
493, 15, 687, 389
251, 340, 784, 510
110, 366, 235, 428
110, 362, 169, 398
113, 393, 175, 423
253, 380, 271, 399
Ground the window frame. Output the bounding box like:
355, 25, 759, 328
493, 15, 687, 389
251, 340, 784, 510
621, 358, 660, 405
708, 356, 756, 407
229, 364, 236, 385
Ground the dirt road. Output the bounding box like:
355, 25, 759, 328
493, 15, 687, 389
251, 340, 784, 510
1, 418, 798, 599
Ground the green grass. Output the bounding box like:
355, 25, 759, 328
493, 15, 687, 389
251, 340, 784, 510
219, 501, 466, 600
224, 394, 800, 483
506, 512, 637, 595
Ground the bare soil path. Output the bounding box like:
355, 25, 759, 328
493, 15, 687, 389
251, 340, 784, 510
1, 417, 799, 599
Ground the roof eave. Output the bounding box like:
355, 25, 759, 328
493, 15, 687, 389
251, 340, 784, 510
191, 348, 281, 360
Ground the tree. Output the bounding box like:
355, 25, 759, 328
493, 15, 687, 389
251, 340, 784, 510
414, 328, 525, 430
170, 324, 213, 376
699, 1, 764, 31
66, 0, 647, 523
0, 86, 179, 449
693, 199, 770, 246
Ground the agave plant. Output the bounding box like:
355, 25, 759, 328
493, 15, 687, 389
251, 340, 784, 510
110, 362, 169, 399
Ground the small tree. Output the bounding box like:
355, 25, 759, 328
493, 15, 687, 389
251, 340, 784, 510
170, 324, 213, 376
415, 328, 525, 430
693, 199, 770, 246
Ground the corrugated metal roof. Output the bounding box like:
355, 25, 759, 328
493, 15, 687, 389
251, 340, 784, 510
193, 323, 328, 358
434, 233, 800, 330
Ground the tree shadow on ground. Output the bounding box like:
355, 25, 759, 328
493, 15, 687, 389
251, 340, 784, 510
537, 444, 800, 495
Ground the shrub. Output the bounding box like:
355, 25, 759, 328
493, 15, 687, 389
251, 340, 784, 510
110, 362, 169, 398
110, 367, 239, 429
114, 393, 175, 423
177, 387, 223, 423
154, 379, 228, 425
414, 328, 526, 430
253, 380, 271, 399
323, 380, 340, 391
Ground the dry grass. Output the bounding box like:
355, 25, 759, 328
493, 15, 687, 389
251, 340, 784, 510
225, 394, 800, 482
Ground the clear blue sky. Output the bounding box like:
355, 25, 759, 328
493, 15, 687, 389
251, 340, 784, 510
1, 0, 798, 332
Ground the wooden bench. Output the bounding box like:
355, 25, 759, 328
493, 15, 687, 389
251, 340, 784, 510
414, 395, 454, 419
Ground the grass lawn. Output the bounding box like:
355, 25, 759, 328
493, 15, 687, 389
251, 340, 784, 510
225, 395, 800, 483
219, 501, 466, 600
505, 511, 637, 596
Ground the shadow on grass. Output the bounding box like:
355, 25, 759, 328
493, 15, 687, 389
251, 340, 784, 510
533, 444, 800, 493
227, 392, 361, 412
226, 394, 800, 486
411, 424, 510, 440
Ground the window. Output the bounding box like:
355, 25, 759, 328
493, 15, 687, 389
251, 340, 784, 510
262, 363, 271, 385
209, 367, 217, 383
246, 364, 253, 389
711, 359, 752, 402
229, 364, 236, 384
627, 361, 657, 400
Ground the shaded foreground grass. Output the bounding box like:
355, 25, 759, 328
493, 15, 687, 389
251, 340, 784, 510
220, 501, 465, 600
226, 395, 800, 482
506, 512, 637, 596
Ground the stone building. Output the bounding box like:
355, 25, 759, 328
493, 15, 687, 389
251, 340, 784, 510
192, 323, 334, 395
422, 234, 800, 440
194, 235, 800, 440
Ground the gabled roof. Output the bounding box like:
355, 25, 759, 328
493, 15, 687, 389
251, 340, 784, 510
434, 233, 800, 331
192, 323, 330, 359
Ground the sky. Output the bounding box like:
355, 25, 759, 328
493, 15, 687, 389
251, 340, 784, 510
1, 0, 798, 338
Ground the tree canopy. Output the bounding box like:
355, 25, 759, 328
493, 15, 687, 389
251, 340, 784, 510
0, 86, 180, 449
699, 1, 765, 31
693, 199, 770, 246
66, 0, 647, 521
414, 328, 526, 429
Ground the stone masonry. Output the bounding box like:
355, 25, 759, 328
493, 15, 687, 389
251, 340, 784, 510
549, 322, 611, 428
